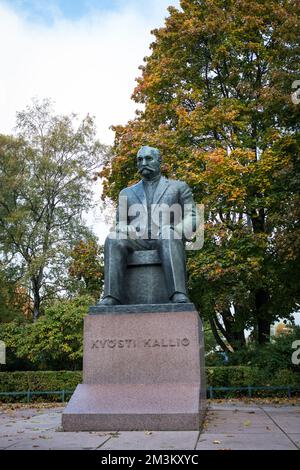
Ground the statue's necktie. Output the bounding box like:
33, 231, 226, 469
143, 178, 160, 238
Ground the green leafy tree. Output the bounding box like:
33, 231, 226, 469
101, 0, 300, 351
0, 295, 91, 370
0, 99, 108, 320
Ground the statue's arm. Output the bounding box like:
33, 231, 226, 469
174, 182, 199, 241
115, 190, 134, 235
115, 191, 125, 230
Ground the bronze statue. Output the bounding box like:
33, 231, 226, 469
100, 146, 198, 305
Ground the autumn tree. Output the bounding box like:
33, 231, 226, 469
0, 262, 31, 323
101, 0, 300, 350
68, 237, 104, 301
0, 99, 107, 320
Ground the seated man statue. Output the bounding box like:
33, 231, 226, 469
100, 145, 198, 305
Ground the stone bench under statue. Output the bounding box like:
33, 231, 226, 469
124, 249, 169, 304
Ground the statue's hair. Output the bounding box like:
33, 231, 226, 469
137, 146, 161, 162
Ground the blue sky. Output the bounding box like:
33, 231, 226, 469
0, 0, 166, 23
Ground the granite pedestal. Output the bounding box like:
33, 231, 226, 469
62, 304, 206, 431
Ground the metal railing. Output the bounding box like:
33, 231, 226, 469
207, 385, 300, 399
0, 386, 299, 402
0, 390, 74, 403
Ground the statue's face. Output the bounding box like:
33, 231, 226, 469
137, 148, 161, 180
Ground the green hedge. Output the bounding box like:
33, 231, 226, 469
206, 366, 300, 397
0, 367, 299, 401
0, 371, 82, 393
206, 366, 299, 387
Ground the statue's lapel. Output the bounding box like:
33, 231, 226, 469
132, 180, 147, 207
131, 177, 169, 215
153, 176, 169, 205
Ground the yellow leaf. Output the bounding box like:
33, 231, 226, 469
243, 420, 251, 426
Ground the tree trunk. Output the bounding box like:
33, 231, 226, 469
32, 281, 41, 321
255, 288, 271, 344
31, 269, 43, 321
220, 308, 246, 350
257, 318, 271, 344
209, 316, 232, 353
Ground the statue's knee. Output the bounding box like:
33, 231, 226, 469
104, 233, 115, 248
105, 233, 128, 250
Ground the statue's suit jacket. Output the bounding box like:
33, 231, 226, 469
116, 176, 198, 241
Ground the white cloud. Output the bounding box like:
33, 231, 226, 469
0, 0, 180, 243
0, 0, 179, 143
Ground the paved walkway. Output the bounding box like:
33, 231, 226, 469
0, 402, 299, 450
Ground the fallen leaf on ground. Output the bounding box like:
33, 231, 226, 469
107, 432, 119, 438
207, 398, 300, 406
243, 420, 252, 426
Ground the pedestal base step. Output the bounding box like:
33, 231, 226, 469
62, 383, 205, 431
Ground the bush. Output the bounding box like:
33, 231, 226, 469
0, 370, 82, 392
226, 326, 300, 375
272, 369, 300, 387
0, 371, 82, 402
206, 366, 262, 387
206, 366, 300, 397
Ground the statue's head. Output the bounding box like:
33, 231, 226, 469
137, 146, 161, 180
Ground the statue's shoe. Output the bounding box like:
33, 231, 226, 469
170, 292, 189, 303
99, 296, 121, 305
